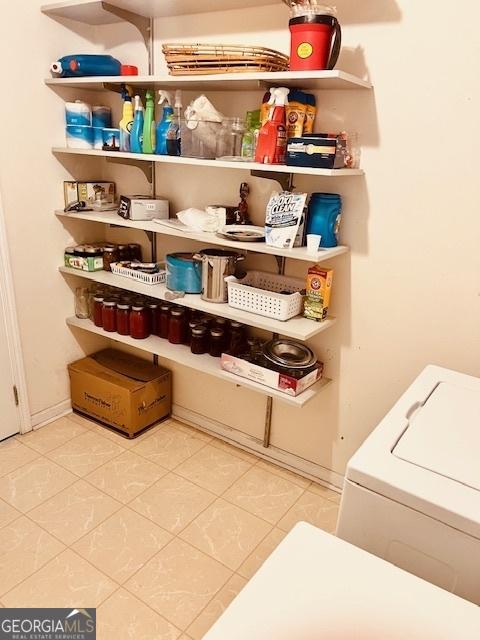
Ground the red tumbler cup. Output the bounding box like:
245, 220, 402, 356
289, 14, 341, 71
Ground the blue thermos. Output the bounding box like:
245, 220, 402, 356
306, 193, 342, 248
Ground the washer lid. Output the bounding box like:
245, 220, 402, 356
393, 382, 480, 491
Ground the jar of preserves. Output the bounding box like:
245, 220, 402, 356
102, 300, 117, 332
103, 245, 118, 272
209, 328, 225, 358
130, 304, 151, 340
147, 302, 159, 335
93, 295, 105, 327
128, 243, 142, 262
191, 326, 208, 355
116, 303, 130, 336
159, 303, 170, 339
168, 308, 187, 345
228, 321, 247, 356
117, 244, 130, 262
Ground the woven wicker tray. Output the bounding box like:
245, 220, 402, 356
163, 43, 289, 75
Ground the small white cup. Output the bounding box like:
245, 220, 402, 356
307, 234, 322, 254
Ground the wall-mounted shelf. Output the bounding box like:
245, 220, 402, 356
46, 70, 372, 92
41, 0, 283, 22
53, 147, 364, 177
56, 210, 349, 264
60, 266, 336, 341
66, 315, 329, 407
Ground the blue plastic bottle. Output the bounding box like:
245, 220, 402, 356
130, 95, 144, 154
50, 54, 122, 78
155, 91, 173, 156
306, 193, 342, 248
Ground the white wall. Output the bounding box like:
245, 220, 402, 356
1, 1, 479, 474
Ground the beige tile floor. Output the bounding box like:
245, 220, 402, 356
0, 414, 340, 639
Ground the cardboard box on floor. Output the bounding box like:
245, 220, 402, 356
68, 349, 171, 438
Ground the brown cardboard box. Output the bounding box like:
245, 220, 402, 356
68, 349, 171, 438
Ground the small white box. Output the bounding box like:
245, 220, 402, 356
118, 195, 169, 221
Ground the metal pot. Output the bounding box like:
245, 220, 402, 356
193, 249, 244, 303
262, 339, 317, 370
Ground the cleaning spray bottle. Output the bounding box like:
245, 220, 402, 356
130, 95, 144, 154
142, 90, 156, 154
155, 91, 174, 155
166, 90, 183, 156
255, 87, 290, 165
119, 85, 134, 152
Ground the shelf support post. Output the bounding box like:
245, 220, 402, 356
263, 396, 273, 448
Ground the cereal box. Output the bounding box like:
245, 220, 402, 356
304, 266, 334, 322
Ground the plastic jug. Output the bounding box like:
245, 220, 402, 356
306, 193, 342, 247
50, 54, 122, 78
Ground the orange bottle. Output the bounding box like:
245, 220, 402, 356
255, 87, 290, 165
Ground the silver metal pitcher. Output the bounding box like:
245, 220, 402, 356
193, 249, 244, 303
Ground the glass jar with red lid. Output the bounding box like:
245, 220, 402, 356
93, 295, 105, 327
116, 303, 130, 336
159, 303, 170, 339
168, 308, 187, 345
191, 325, 209, 355
102, 300, 117, 332
130, 304, 151, 340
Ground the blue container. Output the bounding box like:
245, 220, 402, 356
93, 127, 104, 149
66, 125, 94, 149
51, 54, 121, 78
92, 106, 112, 128
307, 193, 342, 248
166, 253, 202, 294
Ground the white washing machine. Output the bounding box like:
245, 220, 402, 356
336, 365, 480, 604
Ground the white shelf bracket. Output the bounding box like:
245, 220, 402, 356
101, 3, 153, 72
105, 156, 153, 182
250, 170, 295, 192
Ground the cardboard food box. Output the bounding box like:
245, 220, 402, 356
221, 353, 323, 397
64, 181, 116, 209
68, 349, 171, 437
286, 134, 347, 169
64, 252, 103, 272
304, 266, 334, 322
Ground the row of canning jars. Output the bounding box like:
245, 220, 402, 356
75, 286, 250, 357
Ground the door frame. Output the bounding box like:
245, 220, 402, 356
0, 190, 31, 434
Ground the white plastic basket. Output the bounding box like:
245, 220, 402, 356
110, 262, 166, 286
226, 271, 305, 321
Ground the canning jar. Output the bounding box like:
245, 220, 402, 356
130, 304, 151, 339
117, 244, 130, 262
191, 326, 208, 355
209, 328, 225, 358
228, 321, 247, 356
159, 303, 171, 339
169, 308, 187, 345
93, 295, 105, 327
147, 302, 159, 335
75, 287, 90, 319
116, 303, 130, 336
103, 245, 118, 272
128, 243, 142, 262
102, 300, 117, 332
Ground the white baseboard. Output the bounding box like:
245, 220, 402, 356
29, 399, 72, 430
172, 404, 344, 491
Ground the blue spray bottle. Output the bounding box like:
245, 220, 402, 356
155, 91, 173, 155
130, 95, 144, 154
